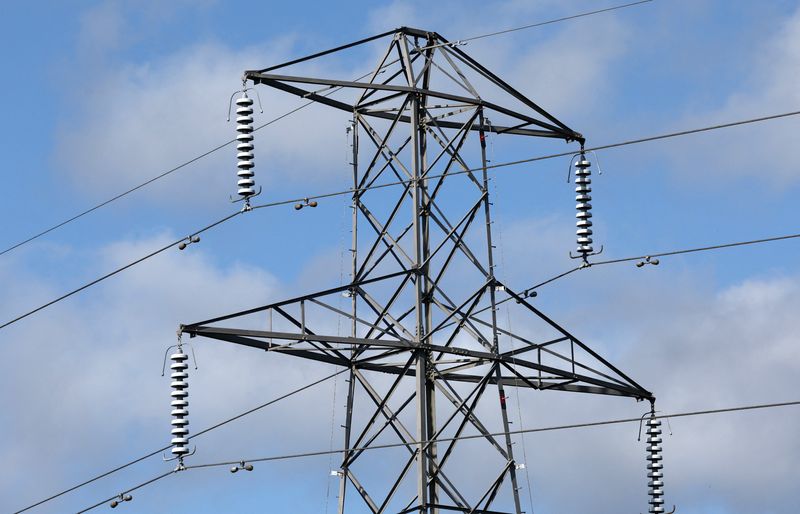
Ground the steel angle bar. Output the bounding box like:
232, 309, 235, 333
423, 114, 483, 199
433, 373, 508, 459
251, 72, 560, 137
396, 33, 416, 87
345, 391, 416, 467
436, 286, 490, 353
358, 124, 414, 188
247, 72, 566, 134
352, 369, 468, 507
183, 269, 410, 327
378, 447, 421, 513
357, 287, 417, 341
358, 222, 414, 281
184, 329, 350, 367
433, 43, 481, 98
501, 284, 651, 396
356, 37, 402, 106
359, 91, 410, 111
356, 184, 414, 279
472, 460, 514, 513
423, 53, 479, 99
308, 298, 404, 340
426, 202, 490, 276
426, 197, 486, 286
427, 284, 493, 350
350, 354, 416, 451
359, 136, 414, 195
346, 469, 381, 514
271, 306, 351, 361
427, 370, 495, 474
427, 282, 490, 339
476, 314, 633, 388
420, 110, 480, 183
420, 194, 486, 271
357, 99, 415, 183
360, 274, 414, 342
436, 40, 579, 138
188, 326, 406, 349
253, 29, 397, 73
358, 203, 416, 269
434, 372, 634, 397
411, 40, 435, 88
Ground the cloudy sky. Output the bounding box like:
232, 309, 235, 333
1, 1, 799, 513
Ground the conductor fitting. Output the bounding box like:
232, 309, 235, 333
230, 461, 255, 473
294, 198, 319, 210
109, 493, 133, 509
636, 256, 660, 268
178, 235, 201, 251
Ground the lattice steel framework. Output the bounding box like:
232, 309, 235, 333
181, 27, 653, 514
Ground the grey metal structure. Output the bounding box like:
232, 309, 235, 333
182, 27, 654, 513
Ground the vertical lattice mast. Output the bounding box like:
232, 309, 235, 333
183, 27, 656, 514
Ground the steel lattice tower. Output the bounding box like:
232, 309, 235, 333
182, 27, 653, 514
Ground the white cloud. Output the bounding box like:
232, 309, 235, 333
0, 233, 351, 512
54, 38, 356, 209
667, 5, 800, 186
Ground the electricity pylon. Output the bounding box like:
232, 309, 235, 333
182, 27, 652, 514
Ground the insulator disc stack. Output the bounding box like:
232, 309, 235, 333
645, 414, 665, 513
235, 93, 256, 198
169, 347, 190, 457
574, 155, 593, 259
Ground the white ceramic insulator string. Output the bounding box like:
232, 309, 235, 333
574, 154, 594, 259
169, 347, 190, 457
235, 93, 256, 198
645, 414, 665, 513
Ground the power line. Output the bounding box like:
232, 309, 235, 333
74, 469, 177, 514
519, 231, 800, 297
183, 399, 800, 470
12, 370, 344, 514
0, 103, 313, 259
459, 0, 653, 43
0, 210, 242, 331
0, 1, 653, 259
5, 110, 800, 333
250, 109, 800, 212
592, 232, 800, 266
72, 398, 800, 512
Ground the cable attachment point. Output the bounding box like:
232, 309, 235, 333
294, 198, 319, 210
177, 235, 201, 251
230, 461, 255, 473
636, 256, 660, 268
109, 493, 132, 509
569, 146, 603, 264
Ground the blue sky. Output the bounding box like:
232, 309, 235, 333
1, 1, 800, 513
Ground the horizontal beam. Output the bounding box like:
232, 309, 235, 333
182, 269, 410, 328
247, 74, 571, 139
185, 326, 651, 399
